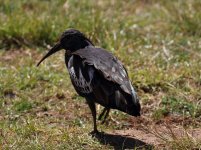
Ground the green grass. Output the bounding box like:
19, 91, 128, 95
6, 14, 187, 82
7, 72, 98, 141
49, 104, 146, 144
0, 0, 201, 149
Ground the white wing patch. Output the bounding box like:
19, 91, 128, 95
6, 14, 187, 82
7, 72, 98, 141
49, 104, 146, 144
129, 81, 138, 103
68, 66, 92, 94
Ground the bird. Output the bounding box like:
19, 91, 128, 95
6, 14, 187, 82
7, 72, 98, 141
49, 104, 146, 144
37, 29, 141, 134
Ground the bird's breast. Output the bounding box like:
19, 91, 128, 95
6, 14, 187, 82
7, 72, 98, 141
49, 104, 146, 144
68, 65, 92, 94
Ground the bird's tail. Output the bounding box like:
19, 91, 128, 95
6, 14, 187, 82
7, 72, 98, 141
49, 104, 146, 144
126, 81, 141, 116
113, 83, 141, 116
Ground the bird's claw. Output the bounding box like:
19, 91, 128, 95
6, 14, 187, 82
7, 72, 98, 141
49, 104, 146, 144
89, 130, 99, 137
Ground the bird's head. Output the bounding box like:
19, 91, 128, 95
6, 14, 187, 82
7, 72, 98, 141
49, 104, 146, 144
37, 29, 93, 66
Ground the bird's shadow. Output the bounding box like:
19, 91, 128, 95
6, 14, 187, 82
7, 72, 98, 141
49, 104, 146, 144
93, 132, 153, 150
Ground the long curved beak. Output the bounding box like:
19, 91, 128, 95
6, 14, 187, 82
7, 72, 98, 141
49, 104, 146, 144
37, 42, 62, 66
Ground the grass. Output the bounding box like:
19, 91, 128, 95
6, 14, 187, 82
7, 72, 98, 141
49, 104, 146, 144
0, 0, 201, 149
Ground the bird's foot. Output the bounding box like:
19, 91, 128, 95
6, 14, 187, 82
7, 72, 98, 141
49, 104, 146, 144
89, 130, 99, 137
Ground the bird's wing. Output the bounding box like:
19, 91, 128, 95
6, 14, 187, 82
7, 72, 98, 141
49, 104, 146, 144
72, 46, 133, 95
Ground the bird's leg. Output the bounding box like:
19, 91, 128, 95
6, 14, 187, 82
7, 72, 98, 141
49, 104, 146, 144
101, 109, 110, 124
98, 107, 107, 120
86, 99, 98, 134
98, 108, 110, 124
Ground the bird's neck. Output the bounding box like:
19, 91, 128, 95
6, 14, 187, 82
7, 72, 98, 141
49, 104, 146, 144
69, 39, 94, 52
85, 39, 94, 46
80, 39, 94, 49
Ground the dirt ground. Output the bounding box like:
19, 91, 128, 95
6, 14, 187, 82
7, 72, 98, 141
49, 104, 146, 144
95, 117, 201, 149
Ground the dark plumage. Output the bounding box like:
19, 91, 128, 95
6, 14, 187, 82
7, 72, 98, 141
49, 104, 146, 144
37, 29, 141, 133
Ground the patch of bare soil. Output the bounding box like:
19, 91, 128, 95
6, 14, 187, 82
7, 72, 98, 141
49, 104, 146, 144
112, 125, 201, 149
100, 116, 201, 149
